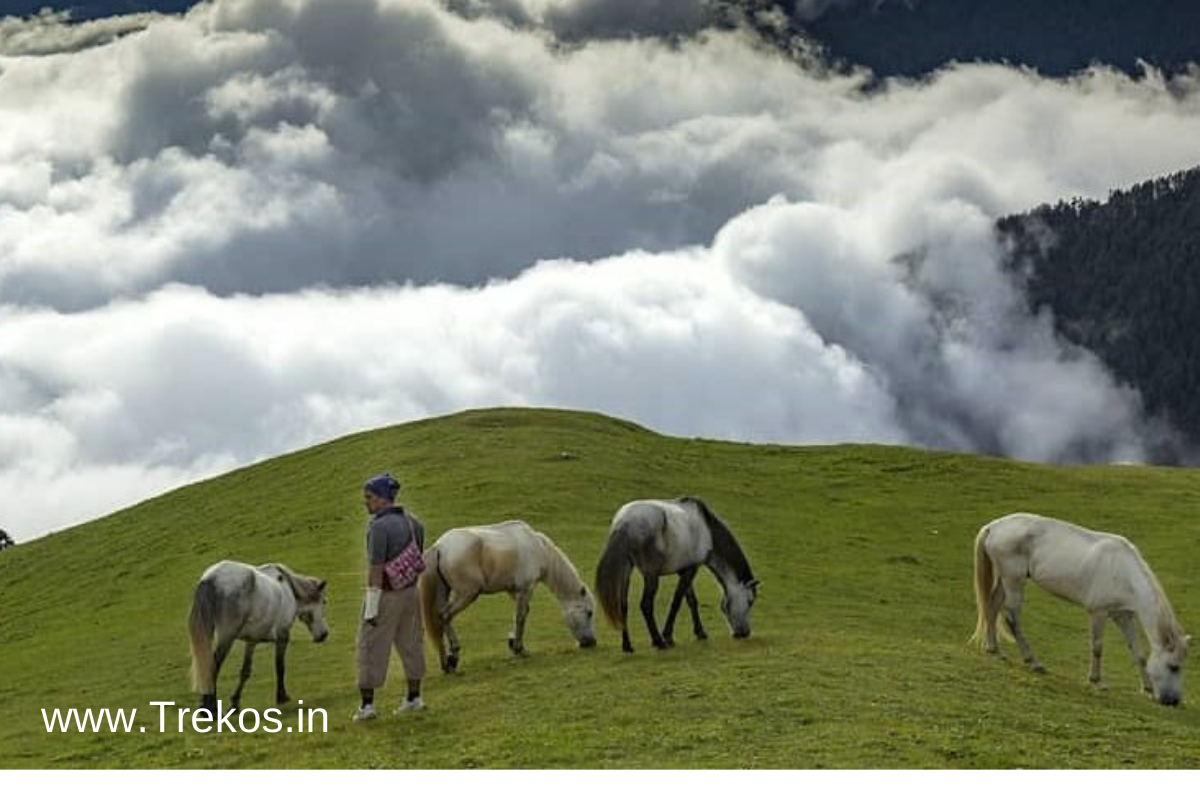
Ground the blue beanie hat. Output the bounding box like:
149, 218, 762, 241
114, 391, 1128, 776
364, 473, 400, 501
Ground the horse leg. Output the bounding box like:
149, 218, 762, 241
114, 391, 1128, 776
620, 577, 633, 653
444, 619, 462, 673
230, 642, 256, 709
639, 574, 668, 650
662, 566, 699, 647
508, 588, 532, 656
984, 580, 1005, 654
685, 584, 707, 640
274, 635, 290, 704
1113, 610, 1153, 694
430, 582, 450, 673
203, 634, 236, 712
1000, 576, 1044, 673
1088, 611, 1106, 687
441, 589, 480, 673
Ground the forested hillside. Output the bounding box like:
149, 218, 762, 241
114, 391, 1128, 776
795, 0, 1200, 77
999, 167, 1200, 456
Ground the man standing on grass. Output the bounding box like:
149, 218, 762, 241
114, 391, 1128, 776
353, 472, 427, 721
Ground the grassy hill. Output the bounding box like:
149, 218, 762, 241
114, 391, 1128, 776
3, 407, 1200, 768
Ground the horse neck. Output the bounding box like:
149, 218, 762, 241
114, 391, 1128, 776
703, 521, 753, 591
1128, 558, 1182, 651
705, 555, 744, 593
265, 564, 304, 618
536, 535, 584, 602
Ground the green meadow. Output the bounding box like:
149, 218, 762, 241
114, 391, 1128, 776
3, 407, 1200, 768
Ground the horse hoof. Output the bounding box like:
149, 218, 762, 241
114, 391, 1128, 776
622, 643, 634, 654
695, 631, 708, 641
662, 636, 675, 648
1030, 663, 1047, 675
277, 693, 291, 705
507, 638, 517, 652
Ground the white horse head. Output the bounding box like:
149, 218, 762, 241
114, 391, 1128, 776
292, 576, 330, 644
720, 579, 759, 639
561, 585, 597, 648
1146, 632, 1189, 706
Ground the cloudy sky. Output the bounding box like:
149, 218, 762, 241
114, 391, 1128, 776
3, 0, 1200, 540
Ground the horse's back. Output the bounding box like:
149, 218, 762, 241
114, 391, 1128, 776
195, 560, 294, 640
199, 560, 257, 594
986, 513, 1130, 556
434, 521, 541, 591
610, 498, 710, 573
435, 521, 534, 555
984, 512, 1141, 605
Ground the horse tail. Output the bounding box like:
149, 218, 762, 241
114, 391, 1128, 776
420, 546, 445, 649
970, 522, 1001, 647
595, 522, 633, 631
189, 578, 218, 694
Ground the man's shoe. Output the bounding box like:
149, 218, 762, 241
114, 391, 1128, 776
394, 696, 426, 713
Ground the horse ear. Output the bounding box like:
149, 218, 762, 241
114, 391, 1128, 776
580, 586, 587, 597
318, 580, 327, 592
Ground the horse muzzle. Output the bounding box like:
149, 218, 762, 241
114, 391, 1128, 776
314, 631, 330, 644
732, 629, 751, 640
579, 636, 597, 649
1158, 692, 1181, 707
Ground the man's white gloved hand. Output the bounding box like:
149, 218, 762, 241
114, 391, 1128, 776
363, 586, 382, 624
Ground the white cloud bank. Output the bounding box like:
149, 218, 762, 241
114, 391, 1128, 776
1, 0, 1198, 539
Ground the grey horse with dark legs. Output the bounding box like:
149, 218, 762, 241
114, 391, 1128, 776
595, 497, 759, 653
189, 561, 329, 713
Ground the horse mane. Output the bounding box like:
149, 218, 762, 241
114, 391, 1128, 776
262, 562, 323, 602
1117, 540, 1187, 649
533, 530, 587, 599
679, 496, 754, 584
1142, 556, 1186, 648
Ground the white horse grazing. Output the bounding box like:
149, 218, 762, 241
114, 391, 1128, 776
972, 513, 1189, 705
419, 521, 596, 673
189, 561, 329, 713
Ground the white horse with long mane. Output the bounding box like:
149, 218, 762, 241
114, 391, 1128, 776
972, 513, 1189, 705
419, 520, 596, 673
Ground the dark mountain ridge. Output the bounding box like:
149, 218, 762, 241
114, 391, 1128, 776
794, 0, 1200, 77
999, 166, 1200, 458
